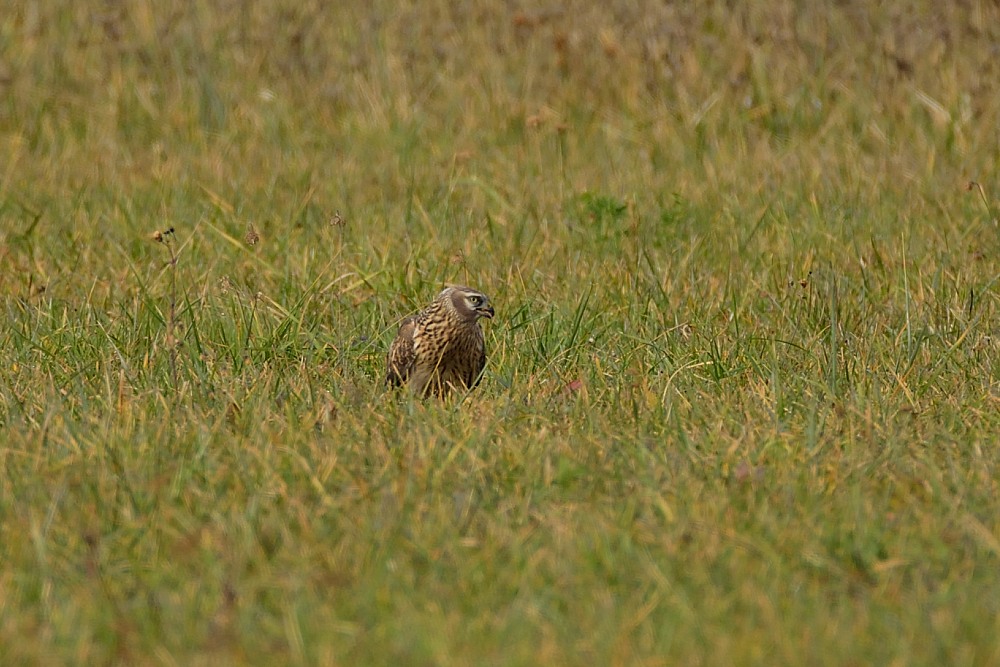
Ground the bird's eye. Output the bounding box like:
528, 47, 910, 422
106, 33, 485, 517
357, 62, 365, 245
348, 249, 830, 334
469, 295, 482, 306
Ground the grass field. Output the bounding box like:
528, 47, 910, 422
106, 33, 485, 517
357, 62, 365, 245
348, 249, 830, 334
2, 1, 1000, 665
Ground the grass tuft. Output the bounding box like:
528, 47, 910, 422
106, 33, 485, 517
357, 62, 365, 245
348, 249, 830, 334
2, 1, 1000, 664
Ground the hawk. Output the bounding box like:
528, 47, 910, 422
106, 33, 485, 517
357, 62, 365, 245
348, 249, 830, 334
386, 285, 494, 397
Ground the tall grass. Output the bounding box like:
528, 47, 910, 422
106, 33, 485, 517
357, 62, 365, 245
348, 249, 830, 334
2, 1, 999, 664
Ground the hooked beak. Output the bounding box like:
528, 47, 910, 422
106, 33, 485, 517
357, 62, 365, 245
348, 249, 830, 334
479, 305, 495, 319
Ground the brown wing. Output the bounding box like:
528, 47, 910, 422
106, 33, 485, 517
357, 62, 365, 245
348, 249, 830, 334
461, 325, 487, 389
470, 346, 486, 388
386, 316, 417, 387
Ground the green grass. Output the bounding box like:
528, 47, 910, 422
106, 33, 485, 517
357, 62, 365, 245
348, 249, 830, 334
2, 1, 1000, 665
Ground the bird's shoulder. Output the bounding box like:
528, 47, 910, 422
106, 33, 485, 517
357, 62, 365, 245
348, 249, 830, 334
411, 300, 454, 341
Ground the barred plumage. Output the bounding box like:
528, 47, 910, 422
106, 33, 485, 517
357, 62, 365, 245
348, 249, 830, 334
386, 286, 494, 397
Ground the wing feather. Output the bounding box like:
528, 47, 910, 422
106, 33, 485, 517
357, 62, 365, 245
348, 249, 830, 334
386, 316, 417, 387
461, 327, 487, 389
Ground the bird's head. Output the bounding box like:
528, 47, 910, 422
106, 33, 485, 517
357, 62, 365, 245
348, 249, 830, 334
443, 285, 494, 323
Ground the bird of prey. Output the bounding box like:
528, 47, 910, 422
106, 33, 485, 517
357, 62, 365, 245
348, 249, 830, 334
386, 285, 494, 397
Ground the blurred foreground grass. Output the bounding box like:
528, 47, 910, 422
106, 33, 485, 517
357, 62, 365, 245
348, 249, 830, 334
1, 1, 999, 664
